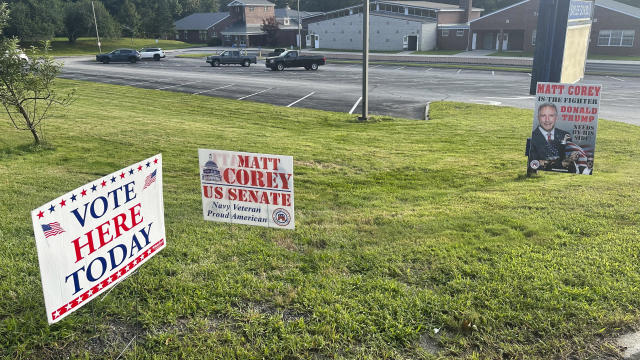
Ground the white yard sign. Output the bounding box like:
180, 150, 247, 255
198, 149, 294, 229
31, 155, 166, 324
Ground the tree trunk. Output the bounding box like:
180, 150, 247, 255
30, 127, 40, 144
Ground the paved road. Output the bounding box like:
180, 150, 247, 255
59, 54, 640, 125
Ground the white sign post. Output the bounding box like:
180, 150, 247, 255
198, 149, 294, 229
31, 154, 166, 324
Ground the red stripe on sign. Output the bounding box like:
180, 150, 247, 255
51, 239, 165, 321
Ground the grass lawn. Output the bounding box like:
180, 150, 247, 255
20, 37, 204, 56
488, 51, 640, 61
412, 50, 462, 55
308, 48, 402, 54
2, 80, 640, 359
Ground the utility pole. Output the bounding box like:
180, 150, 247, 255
92, 1, 102, 53
359, 0, 369, 121
297, 0, 302, 50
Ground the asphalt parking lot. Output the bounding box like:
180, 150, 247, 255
59, 54, 640, 124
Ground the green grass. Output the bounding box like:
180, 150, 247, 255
308, 48, 402, 54
488, 51, 534, 57
2, 80, 640, 359
412, 50, 462, 55
329, 59, 529, 72
20, 37, 205, 56
489, 51, 640, 61
587, 54, 640, 61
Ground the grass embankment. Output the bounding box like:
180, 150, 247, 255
2, 80, 640, 359
489, 51, 640, 61
412, 50, 462, 55
20, 37, 203, 56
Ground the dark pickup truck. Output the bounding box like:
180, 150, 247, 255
206, 50, 257, 67
96, 49, 141, 64
265, 50, 326, 71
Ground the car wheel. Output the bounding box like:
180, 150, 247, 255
304, 66, 310, 70
213, 60, 220, 67
311, 63, 318, 70
270, 66, 277, 71
276, 63, 285, 71
102, 59, 109, 64
243, 59, 250, 67
154, 54, 160, 61
129, 57, 137, 63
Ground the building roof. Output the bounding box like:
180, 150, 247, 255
377, 0, 482, 11
227, 0, 275, 6
469, 0, 530, 23
373, 12, 438, 23
220, 23, 266, 35
275, 7, 321, 19
174, 12, 229, 30
595, 0, 640, 19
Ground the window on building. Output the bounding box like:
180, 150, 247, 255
532, 29, 536, 45
249, 6, 254, 12
456, 30, 464, 37
442, 29, 449, 37
199, 30, 207, 41
175, 33, 179, 40
598, 30, 635, 47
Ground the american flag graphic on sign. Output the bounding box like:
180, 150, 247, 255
143, 169, 157, 190
42, 222, 65, 238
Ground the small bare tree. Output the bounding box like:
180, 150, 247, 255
0, 3, 75, 145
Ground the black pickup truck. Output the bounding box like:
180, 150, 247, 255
265, 50, 326, 71
206, 50, 257, 67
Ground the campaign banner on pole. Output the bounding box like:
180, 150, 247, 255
198, 149, 294, 229
31, 155, 166, 324
528, 82, 601, 174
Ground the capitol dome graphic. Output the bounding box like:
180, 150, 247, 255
202, 154, 222, 181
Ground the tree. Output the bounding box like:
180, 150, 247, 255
118, 0, 141, 37
5, 0, 62, 40
261, 16, 280, 46
0, 3, 75, 145
63, 0, 119, 44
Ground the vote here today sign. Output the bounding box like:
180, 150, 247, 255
198, 149, 294, 229
31, 155, 166, 324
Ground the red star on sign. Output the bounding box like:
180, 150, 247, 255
59, 199, 66, 207
81, 189, 87, 196
101, 180, 107, 187
137, 165, 143, 171
37, 210, 44, 219
154, 158, 158, 164
120, 172, 125, 179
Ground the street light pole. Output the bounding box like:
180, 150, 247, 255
359, 0, 369, 121
297, 0, 302, 50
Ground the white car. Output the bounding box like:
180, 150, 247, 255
139, 48, 165, 61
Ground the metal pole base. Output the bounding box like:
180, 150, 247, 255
358, 116, 369, 121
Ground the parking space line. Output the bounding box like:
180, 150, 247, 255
156, 81, 200, 90
492, 71, 495, 76
370, 65, 381, 69
607, 76, 625, 82
238, 87, 273, 100
349, 97, 362, 114
456, 69, 462, 74
426, 68, 432, 72
192, 84, 234, 95
287, 91, 315, 107
395, 66, 406, 71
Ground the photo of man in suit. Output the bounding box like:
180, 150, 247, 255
528, 103, 572, 171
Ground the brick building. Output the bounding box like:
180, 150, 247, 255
306, 0, 483, 51
469, 0, 639, 55
174, 0, 320, 47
